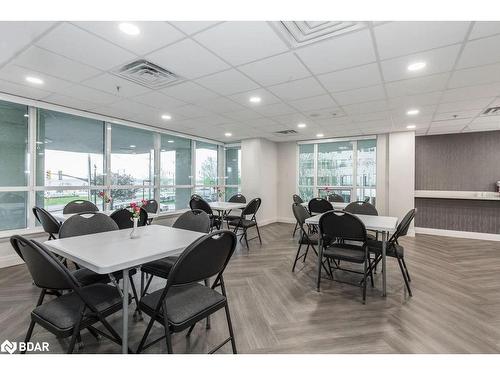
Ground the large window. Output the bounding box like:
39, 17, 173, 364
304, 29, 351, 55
0, 100, 29, 230
195, 141, 219, 202
297, 138, 376, 204
224, 146, 241, 199
36, 109, 105, 213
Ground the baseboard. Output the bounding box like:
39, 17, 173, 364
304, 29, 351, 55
258, 217, 279, 226
415, 227, 500, 242
0, 254, 24, 269
276, 217, 296, 224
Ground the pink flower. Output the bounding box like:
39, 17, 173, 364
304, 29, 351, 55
130, 202, 137, 208
141, 199, 148, 206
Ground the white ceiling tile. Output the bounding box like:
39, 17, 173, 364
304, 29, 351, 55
457, 34, 500, 69
427, 124, 466, 135
169, 21, 222, 35
254, 102, 296, 116
0, 79, 52, 100
241, 117, 279, 127
74, 21, 185, 55
342, 100, 388, 115
295, 29, 376, 74
385, 73, 449, 98
131, 91, 186, 109
160, 82, 218, 103
197, 97, 246, 113
43, 93, 100, 111
195, 69, 259, 96
106, 99, 155, 115
431, 118, 471, 128
332, 85, 386, 106
223, 109, 262, 121
0, 64, 73, 92
436, 97, 493, 113
173, 104, 214, 118
146, 38, 230, 80
440, 82, 500, 103
381, 45, 460, 82
433, 109, 481, 122
318, 63, 382, 93
228, 88, 280, 108
271, 112, 310, 126
387, 91, 443, 109
14, 46, 101, 83
390, 104, 436, 120
469, 21, 500, 40
374, 21, 470, 59
349, 111, 391, 123
0, 21, 55, 65
267, 77, 326, 101
81, 73, 150, 97
199, 114, 234, 125
57, 84, 120, 105
36, 23, 137, 70
193, 21, 289, 66
465, 122, 500, 132
448, 63, 500, 89
289, 94, 337, 112
238, 53, 310, 86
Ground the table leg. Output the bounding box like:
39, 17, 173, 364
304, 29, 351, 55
122, 268, 129, 354
382, 231, 387, 297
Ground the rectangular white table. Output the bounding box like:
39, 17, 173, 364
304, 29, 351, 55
209, 201, 247, 211
305, 213, 398, 296
53, 210, 159, 223
44, 224, 205, 353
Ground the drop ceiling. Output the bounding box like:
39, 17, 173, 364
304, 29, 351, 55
0, 21, 500, 142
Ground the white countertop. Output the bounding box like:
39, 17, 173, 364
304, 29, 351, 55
415, 190, 500, 201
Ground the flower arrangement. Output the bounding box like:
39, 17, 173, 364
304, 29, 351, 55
98, 191, 112, 203
323, 187, 331, 197
213, 186, 224, 201
129, 199, 148, 218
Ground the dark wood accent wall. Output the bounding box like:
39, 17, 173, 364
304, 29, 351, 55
415, 131, 500, 191
415, 131, 500, 234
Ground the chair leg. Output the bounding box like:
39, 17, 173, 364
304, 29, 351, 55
224, 303, 237, 354
244, 229, 250, 248
292, 222, 298, 237
401, 258, 411, 282
292, 243, 303, 272
142, 274, 153, 296
136, 317, 155, 354
87, 326, 101, 341
162, 313, 173, 354
362, 259, 367, 304
21, 320, 36, 354
204, 279, 211, 329
368, 258, 374, 288
397, 257, 412, 297
129, 275, 142, 320
255, 223, 262, 244
67, 313, 83, 354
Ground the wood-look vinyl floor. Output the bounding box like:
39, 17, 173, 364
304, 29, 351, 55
1, 222, 500, 354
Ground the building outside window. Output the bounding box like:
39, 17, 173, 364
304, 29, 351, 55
224, 145, 241, 200
194, 141, 219, 202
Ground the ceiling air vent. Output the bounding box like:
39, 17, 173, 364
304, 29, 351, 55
273, 21, 366, 47
112, 59, 182, 89
274, 129, 298, 135
482, 106, 500, 116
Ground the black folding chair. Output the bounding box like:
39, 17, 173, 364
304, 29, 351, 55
142, 199, 159, 225
136, 230, 238, 354
227, 198, 262, 249
308, 198, 333, 214
11, 235, 129, 353
32, 206, 61, 240
63, 200, 99, 214
110, 207, 148, 229
292, 194, 304, 237
327, 193, 345, 203
224, 194, 247, 226
190, 195, 222, 231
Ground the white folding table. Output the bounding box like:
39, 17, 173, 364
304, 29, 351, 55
53, 210, 159, 223
44, 224, 205, 353
305, 213, 398, 296
209, 201, 247, 212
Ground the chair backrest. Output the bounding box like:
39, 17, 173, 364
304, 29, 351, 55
59, 212, 118, 238
292, 203, 311, 229
32, 206, 61, 235
142, 199, 159, 214
344, 201, 378, 216
167, 230, 237, 287
189, 195, 214, 216
228, 194, 246, 203
292, 194, 304, 204
319, 210, 367, 243
110, 208, 148, 229
63, 199, 99, 214
389, 209, 416, 244
327, 193, 345, 203
308, 198, 333, 214
173, 209, 210, 233
10, 235, 78, 290
241, 198, 261, 217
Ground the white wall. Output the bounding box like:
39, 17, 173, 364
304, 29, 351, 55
388, 131, 415, 234
376, 134, 389, 215
277, 142, 297, 223
241, 138, 278, 225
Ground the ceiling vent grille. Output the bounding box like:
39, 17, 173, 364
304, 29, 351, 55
273, 21, 366, 47
112, 59, 182, 89
274, 129, 298, 135
482, 106, 500, 116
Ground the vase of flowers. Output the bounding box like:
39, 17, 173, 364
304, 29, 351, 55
215, 186, 224, 202
99, 191, 112, 212
129, 202, 142, 239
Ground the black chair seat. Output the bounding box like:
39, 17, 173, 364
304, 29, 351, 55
31, 284, 127, 337
141, 256, 178, 279
367, 240, 404, 258
324, 244, 366, 263
140, 283, 226, 332
299, 232, 319, 245
224, 214, 240, 222
72, 268, 110, 286
228, 218, 256, 228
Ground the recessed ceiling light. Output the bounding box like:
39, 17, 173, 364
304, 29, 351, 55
316, 133, 324, 138
224, 132, 232, 137
167, 140, 174, 143
161, 114, 172, 120
129, 144, 136, 148
297, 123, 307, 128
25, 76, 43, 85
407, 61, 426, 72
24, 114, 29, 118
119, 22, 140, 36
249, 96, 261, 103
406, 109, 420, 116
406, 124, 416, 129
